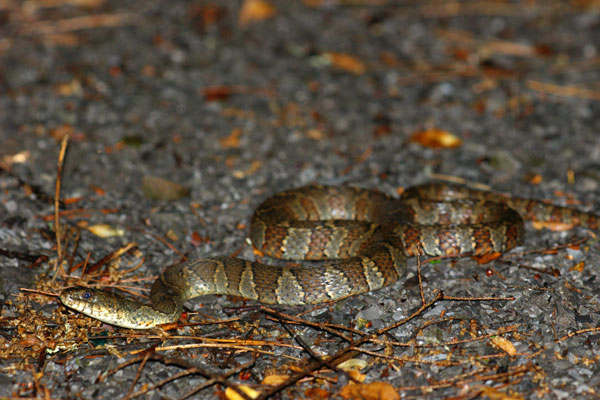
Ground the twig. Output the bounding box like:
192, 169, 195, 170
368, 324, 521, 348
527, 80, 600, 101
416, 252, 425, 306
281, 322, 357, 382
441, 294, 515, 302
155, 343, 300, 360
110, 352, 256, 400
502, 236, 589, 259
85, 242, 138, 274
67, 228, 81, 272
179, 358, 257, 400
130, 227, 187, 260
261, 306, 362, 342
0, 248, 48, 265
53, 133, 70, 279
126, 347, 153, 398
257, 291, 444, 399
18, 13, 141, 36
555, 327, 600, 343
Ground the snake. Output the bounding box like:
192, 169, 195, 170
60, 183, 599, 329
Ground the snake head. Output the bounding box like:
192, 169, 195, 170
60, 287, 97, 308
60, 286, 179, 329
59, 286, 132, 326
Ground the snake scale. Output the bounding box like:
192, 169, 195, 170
60, 183, 599, 329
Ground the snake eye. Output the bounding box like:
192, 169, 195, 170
83, 291, 92, 300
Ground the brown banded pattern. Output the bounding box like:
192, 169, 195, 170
60, 183, 599, 329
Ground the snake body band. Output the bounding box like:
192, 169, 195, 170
60, 183, 599, 329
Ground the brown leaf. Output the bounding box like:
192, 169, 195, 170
409, 129, 462, 149
203, 86, 233, 101
305, 387, 331, 399
478, 385, 525, 400
225, 385, 260, 400
189, 4, 228, 33
49, 124, 75, 141
347, 369, 366, 383
339, 382, 400, 400
524, 173, 543, 185
324, 52, 366, 75
306, 128, 325, 140
238, 0, 276, 27
231, 160, 262, 179
19, 336, 43, 348
261, 374, 289, 385
490, 336, 517, 356
569, 261, 585, 272
87, 224, 125, 238
379, 51, 399, 67
531, 221, 576, 232
0, 150, 30, 171
142, 176, 190, 200
220, 128, 243, 148
337, 358, 368, 371
55, 79, 83, 96
90, 185, 106, 195
190, 231, 211, 247
472, 252, 501, 264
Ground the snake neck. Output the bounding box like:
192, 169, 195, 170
150, 279, 184, 318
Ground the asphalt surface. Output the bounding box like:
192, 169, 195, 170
1, 0, 600, 399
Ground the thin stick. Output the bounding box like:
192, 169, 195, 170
54, 133, 70, 277
555, 327, 600, 343
416, 252, 425, 306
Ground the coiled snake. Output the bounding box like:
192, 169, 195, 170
60, 183, 599, 329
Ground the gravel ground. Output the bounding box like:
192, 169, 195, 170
1, 0, 600, 399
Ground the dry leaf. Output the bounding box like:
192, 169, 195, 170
478, 385, 525, 400
141, 175, 190, 200
409, 129, 462, 149
49, 124, 75, 141
232, 160, 262, 179
531, 221, 575, 232
261, 374, 289, 385
89, 185, 106, 196
203, 86, 232, 101
306, 128, 324, 140
225, 385, 260, 400
339, 382, 400, 400
239, 0, 276, 27
324, 52, 366, 75
19, 336, 43, 348
220, 128, 242, 148
305, 387, 330, 399
190, 231, 211, 246
63, 196, 83, 206
55, 79, 83, 96
472, 252, 501, 264
1, 150, 30, 170
337, 358, 368, 371
567, 168, 575, 184
189, 3, 228, 32
569, 261, 585, 272
87, 224, 125, 238
165, 229, 179, 241
524, 173, 543, 185
347, 369, 366, 383
490, 336, 517, 356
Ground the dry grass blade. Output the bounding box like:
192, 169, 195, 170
53, 133, 70, 280
18, 13, 141, 36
